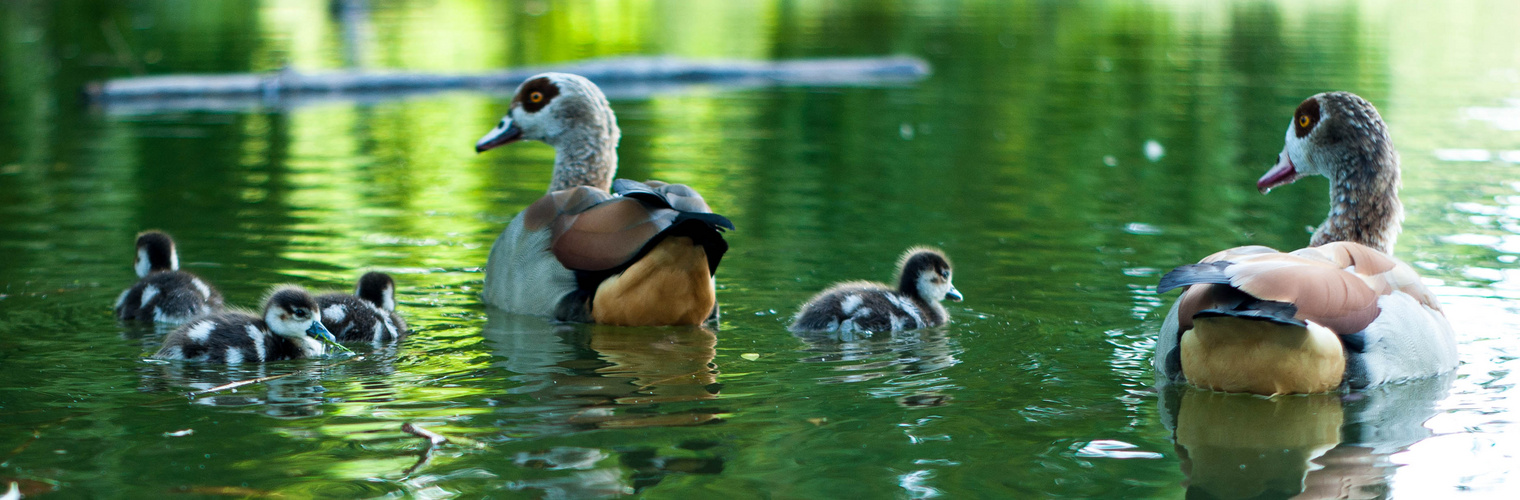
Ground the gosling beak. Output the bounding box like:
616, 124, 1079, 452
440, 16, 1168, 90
1257, 152, 1301, 194
306, 319, 336, 343
306, 320, 355, 356
475, 118, 523, 153
945, 287, 963, 302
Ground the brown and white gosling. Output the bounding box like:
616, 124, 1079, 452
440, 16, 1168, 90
115, 230, 223, 324
790, 247, 963, 333
152, 286, 345, 363
316, 271, 408, 346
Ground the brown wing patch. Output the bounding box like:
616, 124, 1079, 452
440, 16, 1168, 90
1222, 255, 1382, 335
522, 186, 614, 231
1180, 243, 1446, 334
552, 198, 677, 272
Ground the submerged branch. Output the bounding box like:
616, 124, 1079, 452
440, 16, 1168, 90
186, 355, 365, 399
401, 423, 450, 476
85, 56, 930, 114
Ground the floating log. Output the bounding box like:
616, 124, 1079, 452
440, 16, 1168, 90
86, 56, 930, 113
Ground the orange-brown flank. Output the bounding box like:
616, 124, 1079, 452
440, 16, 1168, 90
592, 237, 716, 326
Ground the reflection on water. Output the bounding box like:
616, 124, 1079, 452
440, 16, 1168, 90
479, 310, 725, 497
482, 310, 723, 432
794, 328, 962, 408
4, 0, 1520, 496
1160, 376, 1451, 499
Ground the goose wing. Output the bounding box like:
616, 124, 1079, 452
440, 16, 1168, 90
1161, 244, 1408, 336
523, 181, 733, 275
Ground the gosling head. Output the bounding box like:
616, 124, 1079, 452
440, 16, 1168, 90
475, 72, 620, 153
262, 286, 334, 346
896, 247, 962, 304
133, 230, 179, 278
1258, 91, 1394, 194
355, 271, 397, 312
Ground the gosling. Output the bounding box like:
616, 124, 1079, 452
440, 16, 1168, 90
115, 230, 223, 324
152, 286, 341, 363
316, 271, 408, 346
790, 247, 962, 333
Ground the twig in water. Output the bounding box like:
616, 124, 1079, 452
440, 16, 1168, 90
186, 355, 365, 399
401, 423, 448, 446
401, 422, 449, 475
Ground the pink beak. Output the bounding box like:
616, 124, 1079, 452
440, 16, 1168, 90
1257, 152, 1300, 194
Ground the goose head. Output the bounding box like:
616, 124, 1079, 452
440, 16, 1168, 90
355, 271, 397, 312
475, 73, 621, 154
133, 230, 179, 278
1258, 92, 1395, 194
263, 286, 336, 354
897, 247, 963, 304
1256, 92, 1402, 253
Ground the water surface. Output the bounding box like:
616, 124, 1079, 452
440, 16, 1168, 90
3, 1, 1520, 497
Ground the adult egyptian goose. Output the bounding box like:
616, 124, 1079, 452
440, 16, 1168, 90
1154, 92, 1458, 395
790, 247, 963, 333
474, 73, 732, 326
115, 230, 224, 324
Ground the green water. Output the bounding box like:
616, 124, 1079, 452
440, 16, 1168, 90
3, 0, 1520, 497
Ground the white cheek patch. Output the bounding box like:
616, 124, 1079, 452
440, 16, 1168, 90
382, 285, 396, 312
169, 249, 179, 271
135, 249, 152, 277
265, 310, 303, 338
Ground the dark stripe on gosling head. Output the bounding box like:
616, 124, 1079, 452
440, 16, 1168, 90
355, 271, 397, 311
896, 247, 956, 301
264, 286, 320, 317
134, 230, 179, 276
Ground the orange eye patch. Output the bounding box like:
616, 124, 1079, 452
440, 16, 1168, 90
1298, 115, 1311, 127
529, 91, 544, 103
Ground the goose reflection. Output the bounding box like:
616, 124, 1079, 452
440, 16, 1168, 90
481, 310, 725, 498
1159, 375, 1452, 499
481, 309, 722, 432
793, 327, 962, 408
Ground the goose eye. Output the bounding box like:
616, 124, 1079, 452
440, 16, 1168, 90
1298, 115, 1311, 128
529, 91, 544, 103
